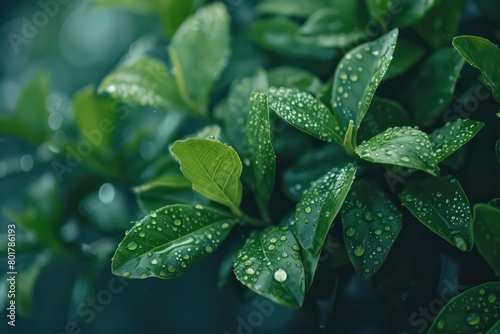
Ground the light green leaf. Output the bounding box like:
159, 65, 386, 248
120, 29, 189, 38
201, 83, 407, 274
299, 5, 367, 48
98, 56, 188, 112
366, 0, 437, 27
170, 138, 243, 216
73, 85, 116, 153
341, 180, 402, 280
246, 93, 276, 207
407, 48, 464, 126
267, 67, 322, 96
250, 17, 336, 59
428, 282, 500, 333
356, 126, 439, 176
112, 204, 235, 279
400, 175, 473, 251
296, 164, 357, 255
233, 226, 305, 308
415, 0, 466, 49
169, 3, 231, 115
331, 28, 398, 140
473, 199, 500, 276
358, 96, 410, 144
214, 70, 269, 153
267, 87, 343, 143
453, 36, 500, 102
429, 119, 484, 162
383, 38, 426, 80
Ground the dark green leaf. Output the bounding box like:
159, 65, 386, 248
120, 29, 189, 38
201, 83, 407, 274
453, 36, 500, 102
473, 199, 500, 276
98, 56, 188, 112
331, 28, 398, 139
296, 164, 357, 255
497, 139, 500, 164
365, 0, 436, 27
429, 119, 484, 162
356, 126, 439, 176
246, 93, 276, 207
214, 70, 269, 153
233, 226, 305, 308
415, 0, 467, 49
112, 204, 235, 279
407, 48, 465, 126
341, 180, 402, 280
400, 175, 473, 251
268, 87, 343, 143
170, 138, 243, 216
358, 96, 410, 144
383, 38, 426, 80
428, 282, 500, 333
169, 3, 231, 115
160, 0, 195, 38
267, 67, 322, 96
257, 0, 331, 17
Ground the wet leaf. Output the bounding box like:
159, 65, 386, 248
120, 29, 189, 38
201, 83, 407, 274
170, 138, 243, 216
429, 119, 484, 162
73, 85, 116, 153
428, 282, 500, 333
366, 0, 436, 27
415, 0, 466, 49
169, 3, 231, 115
358, 96, 410, 144
407, 48, 465, 126
473, 199, 500, 276
400, 175, 473, 251
296, 164, 357, 255
356, 126, 439, 176
246, 93, 276, 207
267, 87, 343, 143
383, 38, 426, 80
214, 70, 268, 154
112, 204, 235, 279
331, 28, 398, 139
268, 67, 322, 96
233, 226, 305, 308
453, 36, 500, 102
341, 180, 402, 280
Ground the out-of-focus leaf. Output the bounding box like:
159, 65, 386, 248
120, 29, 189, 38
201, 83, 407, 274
112, 204, 235, 279
267, 67, 322, 96
169, 3, 231, 116
407, 48, 465, 126
365, 0, 437, 27
257, 0, 331, 17
384, 39, 426, 80
400, 175, 473, 251
473, 199, 500, 276
453, 36, 500, 102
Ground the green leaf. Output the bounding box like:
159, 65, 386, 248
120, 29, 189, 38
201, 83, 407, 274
497, 139, 500, 164
246, 93, 276, 207
365, 0, 436, 27
356, 126, 439, 176
160, 0, 195, 38
299, 5, 367, 48
407, 48, 465, 126
267, 87, 343, 143
399, 175, 473, 251
214, 70, 269, 153
257, 0, 331, 17
170, 138, 243, 216
415, 0, 467, 49
284, 144, 352, 201
112, 204, 235, 279
250, 17, 336, 59
341, 180, 402, 280
267, 67, 322, 96
383, 38, 426, 80
473, 199, 500, 276
331, 28, 398, 139
92, 0, 161, 12
296, 164, 357, 255
0, 73, 50, 144
169, 3, 231, 115
429, 119, 484, 162
358, 96, 410, 144
428, 282, 500, 333
98, 56, 188, 112
233, 226, 305, 308
73, 85, 116, 153
453, 36, 500, 102
487, 321, 500, 334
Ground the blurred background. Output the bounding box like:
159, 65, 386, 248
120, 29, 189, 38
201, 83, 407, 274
0, 0, 499, 333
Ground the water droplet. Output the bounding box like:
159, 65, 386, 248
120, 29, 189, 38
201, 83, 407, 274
173, 219, 182, 226
400, 156, 410, 162
139, 232, 145, 237
126, 241, 137, 251
354, 245, 365, 257
167, 265, 176, 273
122, 272, 131, 277
205, 245, 213, 253
245, 268, 255, 275
466, 313, 480, 326
374, 229, 382, 236
488, 294, 497, 303
363, 212, 373, 222
151, 259, 158, 265
452, 235, 467, 252
304, 207, 312, 214
346, 227, 356, 237
349, 74, 358, 82
437, 319, 445, 329
273, 268, 287, 282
